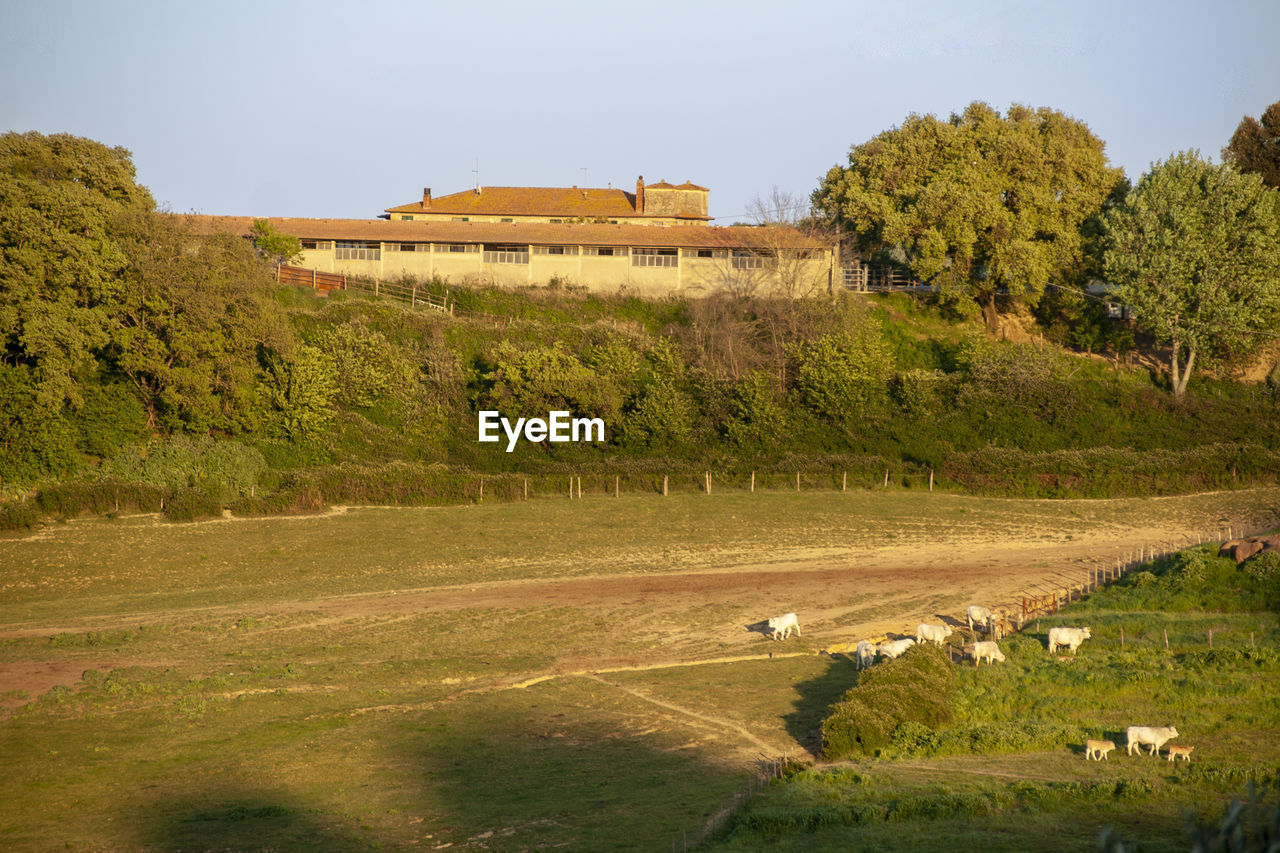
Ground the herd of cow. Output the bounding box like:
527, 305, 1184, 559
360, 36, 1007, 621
763, 605, 1190, 763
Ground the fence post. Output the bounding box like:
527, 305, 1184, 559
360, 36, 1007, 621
311, 268, 316, 290
577, 476, 582, 499
1163, 627, 1168, 650
523, 478, 528, 501
1208, 629, 1213, 648
796, 472, 801, 492
479, 475, 484, 503
615, 475, 620, 498
842, 471, 847, 492
1120, 627, 1125, 647
750, 471, 755, 493
884, 469, 889, 487
663, 475, 668, 497
705, 471, 711, 495
929, 468, 934, 491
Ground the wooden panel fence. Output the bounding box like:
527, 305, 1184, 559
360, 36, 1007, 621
275, 264, 346, 294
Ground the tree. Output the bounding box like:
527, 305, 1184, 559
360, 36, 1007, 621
813, 102, 1125, 331
0, 132, 154, 410
1102, 151, 1280, 397
109, 212, 293, 431
250, 219, 302, 265
1224, 101, 1280, 189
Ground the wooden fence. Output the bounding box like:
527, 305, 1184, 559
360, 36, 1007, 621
275, 264, 346, 295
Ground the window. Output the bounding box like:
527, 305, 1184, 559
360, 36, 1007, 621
451, 216, 470, 222
300, 240, 332, 251
731, 249, 774, 270
398, 214, 415, 221
583, 246, 627, 257
400, 243, 426, 252
483, 244, 530, 264
632, 247, 678, 268
500, 218, 514, 223
334, 241, 380, 261
549, 218, 563, 224
533, 245, 579, 256
683, 248, 725, 259
435, 243, 480, 254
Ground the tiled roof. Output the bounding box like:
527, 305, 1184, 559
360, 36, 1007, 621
180, 215, 832, 251
646, 180, 710, 191
386, 184, 711, 220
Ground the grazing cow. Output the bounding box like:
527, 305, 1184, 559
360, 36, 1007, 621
972, 641, 1006, 665
855, 640, 876, 670
1048, 626, 1092, 654
766, 612, 801, 641
966, 605, 993, 634
1126, 725, 1179, 756
916, 623, 954, 646
878, 638, 916, 660
1085, 739, 1116, 760
1166, 745, 1194, 763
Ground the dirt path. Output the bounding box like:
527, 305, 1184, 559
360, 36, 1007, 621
0, 529, 1204, 703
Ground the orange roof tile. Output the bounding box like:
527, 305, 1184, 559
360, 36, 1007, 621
386, 184, 711, 220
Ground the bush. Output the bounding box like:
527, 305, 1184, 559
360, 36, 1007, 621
821, 644, 955, 760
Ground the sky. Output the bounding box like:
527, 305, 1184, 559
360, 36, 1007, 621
2, 0, 1276, 224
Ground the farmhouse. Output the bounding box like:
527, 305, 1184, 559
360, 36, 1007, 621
384, 177, 711, 226
185, 215, 838, 299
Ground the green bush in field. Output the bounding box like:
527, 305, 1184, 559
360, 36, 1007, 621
821, 644, 955, 760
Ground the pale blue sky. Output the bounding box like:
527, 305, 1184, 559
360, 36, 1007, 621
2, 0, 1276, 222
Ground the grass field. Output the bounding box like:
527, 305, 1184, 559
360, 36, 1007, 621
1, 487, 1278, 850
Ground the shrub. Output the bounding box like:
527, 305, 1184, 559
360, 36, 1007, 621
821, 644, 955, 760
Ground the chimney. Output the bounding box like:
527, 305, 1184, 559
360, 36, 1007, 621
422, 188, 431, 208
636, 176, 645, 214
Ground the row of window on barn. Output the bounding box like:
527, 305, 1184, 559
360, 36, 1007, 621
301, 240, 810, 269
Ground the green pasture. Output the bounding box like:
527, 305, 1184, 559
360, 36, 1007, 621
1, 490, 1279, 850
715, 545, 1280, 852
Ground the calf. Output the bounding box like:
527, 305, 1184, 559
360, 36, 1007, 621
972, 641, 1006, 665
916, 623, 953, 646
1166, 745, 1194, 763
1085, 739, 1116, 760
1126, 725, 1179, 756
1048, 626, 1092, 654
766, 612, 801, 641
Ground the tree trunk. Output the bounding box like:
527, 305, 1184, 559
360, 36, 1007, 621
1170, 340, 1196, 398
980, 292, 1000, 334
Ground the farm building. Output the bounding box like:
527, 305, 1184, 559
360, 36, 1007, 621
383, 177, 711, 227
184, 215, 838, 299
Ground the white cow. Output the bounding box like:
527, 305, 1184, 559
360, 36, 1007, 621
966, 605, 993, 633
1126, 725, 1179, 756
972, 641, 1006, 665
855, 640, 876, 670
878, 638, 916, 659
766, 612, 801, 641
916, 623, 954, 646
1047, 626, 1092, 654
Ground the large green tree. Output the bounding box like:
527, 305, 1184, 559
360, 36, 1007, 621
0, 132, 153, 409
1103, 151, 1280, 397
1223, 101, 1280, 189
813, 102, 1125, 331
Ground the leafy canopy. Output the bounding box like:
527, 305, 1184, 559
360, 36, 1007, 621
813, 102, 1124, 329
1224, 101, 1280, 189
1102, 151, 1280, 396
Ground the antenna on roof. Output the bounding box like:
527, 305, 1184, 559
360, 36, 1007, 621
581, 167, 588, 186
473, 158, 481, 194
